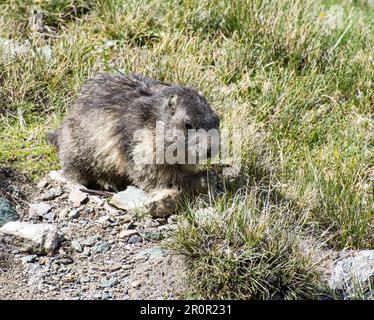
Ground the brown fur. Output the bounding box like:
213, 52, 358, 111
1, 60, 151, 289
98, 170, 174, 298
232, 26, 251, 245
49, 73, 220, 199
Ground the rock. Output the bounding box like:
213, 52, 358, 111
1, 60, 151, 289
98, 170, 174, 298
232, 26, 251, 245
143, 228, 163, 240
147, 189, 179, 217
58, 208, 69, 220
90, 196, 104, 206
82, 247, 91, 256
43, 211, 55, 223
103, 202, 119, 215
7, 186, 24, 198
37, 178, 49, 189
29, 202, 52, 219
108, 264, 122, 272
68, 209, 80, 220
71, 240, 83, 253
119, 229, 138, 239
119, 214, 133, 223
98, 215, 110, 224
58, 256, 74, 265
121, 222, 134, 231
69, 189, 88, 208
0, 37, 29, 57
131, 280, 142, 288
327, 250, 374, 299
110, 186, 152, 211
100, 278, 118, 288
167, 215, 178, 224
49, 170, 67, 183
0, 197, 19, 227
128, 235, 142, 244
93, 241, 111, 253
41, 187, 63, 201
81, 236, 98, 247
144, 219, 160, 228
136, 247, 168, 261
21, 255, 37, 264
0, 221, 58, 254
102, 291, 111, 300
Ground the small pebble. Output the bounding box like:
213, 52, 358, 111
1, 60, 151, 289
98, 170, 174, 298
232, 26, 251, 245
100, 278, 118, 288
128, 235, 142, 244
71, 240, 83, 253
68, 210, 80, 220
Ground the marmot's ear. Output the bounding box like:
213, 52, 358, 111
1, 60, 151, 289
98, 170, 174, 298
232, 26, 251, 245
168, 95, 178, 114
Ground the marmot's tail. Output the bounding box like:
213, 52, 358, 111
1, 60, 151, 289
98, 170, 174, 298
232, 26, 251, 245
46, 129, 60, 148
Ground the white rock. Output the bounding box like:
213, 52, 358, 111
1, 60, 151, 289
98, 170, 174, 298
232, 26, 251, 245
29, 202, 52, 218
0, 37, 52, 61
119, 229, 138, 239
58, 208, 69, 220
110, 186, 152, 211
49, 170, 67, 183
69, 189, 88, 208
0, 221, 58, 254
98, 215, 110, 224
327, 250, 374, 299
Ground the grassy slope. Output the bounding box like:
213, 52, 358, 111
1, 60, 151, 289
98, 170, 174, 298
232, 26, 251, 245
0, 0, 373, 299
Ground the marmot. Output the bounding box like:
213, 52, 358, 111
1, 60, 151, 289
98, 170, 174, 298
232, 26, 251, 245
48, 72, 220, 200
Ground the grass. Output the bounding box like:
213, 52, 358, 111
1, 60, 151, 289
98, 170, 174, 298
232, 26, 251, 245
0, 0, 373, 299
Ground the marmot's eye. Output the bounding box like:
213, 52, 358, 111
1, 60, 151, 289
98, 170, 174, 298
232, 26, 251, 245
185, 121, 193, 130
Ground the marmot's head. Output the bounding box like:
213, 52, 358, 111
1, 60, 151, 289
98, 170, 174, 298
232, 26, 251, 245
157, 87, 220, 165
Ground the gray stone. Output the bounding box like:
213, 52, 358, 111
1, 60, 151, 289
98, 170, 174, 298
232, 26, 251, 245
44, 212, 55, 223
71, 240, 83, 253
37, 179, 49, 189
100, 278, 118, 288
0, 197, 19, 227
41, 187, 63, 201
93, 241, 111, 254
68, 210, 80, 220
81, 236, 98, 247
167, 215, 178, 224
82, 247, 91, 256
29, 202, 52, 218
7, 186, 24, 198
21, 255, 37, 264
140, 228, 163, 240
136, 247, 168, 261
327, 250, 374, 299
0, 37, 30, 57
128, 234, 142, 244
102, 291, 111, 300
119, 229, 138, 239
131, 280, 142, 288
58, 208, 69, 220
110, 186, 152, 211
144, 219, 160, 228
119, 214, 133, 223
69, 189, 88, 208
0, 221, 58, 254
